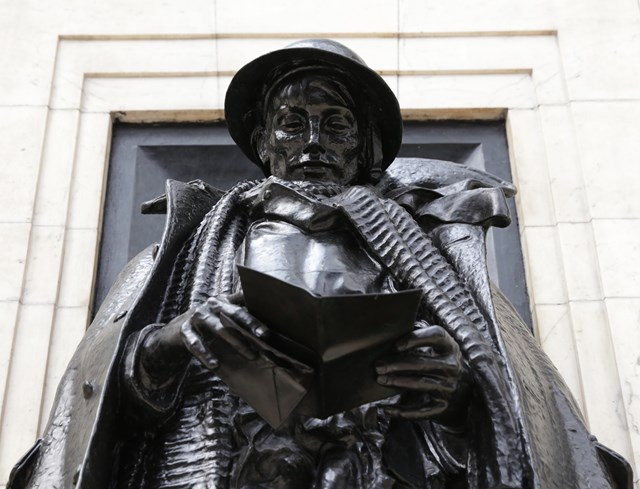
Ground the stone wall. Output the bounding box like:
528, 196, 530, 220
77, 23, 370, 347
0, 0, 638, 486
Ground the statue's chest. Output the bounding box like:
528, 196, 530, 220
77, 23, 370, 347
239, 182, 395, 295
240, 219, 394, 296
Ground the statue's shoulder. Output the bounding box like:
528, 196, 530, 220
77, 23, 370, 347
90, 178, 226, 329
141, 179, 225, 216
377, 157, 516, 196
377, 158, 515, 228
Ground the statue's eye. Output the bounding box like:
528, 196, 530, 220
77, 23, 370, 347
277, 114, 305, 133
325, 115, 353, 135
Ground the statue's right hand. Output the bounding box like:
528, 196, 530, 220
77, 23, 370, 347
177, 294, 268, 370
138, 294, 277, 387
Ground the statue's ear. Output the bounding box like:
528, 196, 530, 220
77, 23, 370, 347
253, 127, 269, 167
363, 122, 384, 183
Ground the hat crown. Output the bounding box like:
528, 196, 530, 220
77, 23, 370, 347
282, 39, 368, 68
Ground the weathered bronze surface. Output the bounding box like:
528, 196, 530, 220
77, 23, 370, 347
8, 39, 633, 489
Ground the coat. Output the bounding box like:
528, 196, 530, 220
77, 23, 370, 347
8, 159, 633, 489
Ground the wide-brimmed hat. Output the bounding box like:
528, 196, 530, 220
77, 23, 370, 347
224, 39, 403, 175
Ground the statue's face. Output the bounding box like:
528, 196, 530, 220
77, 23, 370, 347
260, 77, 360, 185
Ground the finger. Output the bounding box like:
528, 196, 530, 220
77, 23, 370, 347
220, 302, 269, 338
225, 292, 246, 306
384, 400, 448, 419
194, 297, 263, 336
216, 314, 259, 361
397, 325, 458, 354
203, 295, 234, 314
190, 312, 258, 362
375, 356, 459, 376
377, 375, 457, 393
180, 319, 219, 370
206, 298, 268, 338
397, 325, 450, 350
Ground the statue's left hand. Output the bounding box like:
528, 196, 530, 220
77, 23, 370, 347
375, 321, 470, 421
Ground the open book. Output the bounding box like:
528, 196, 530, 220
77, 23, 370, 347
211, 266, 422, 428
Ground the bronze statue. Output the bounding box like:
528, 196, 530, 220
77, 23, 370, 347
8, 39, 633, 489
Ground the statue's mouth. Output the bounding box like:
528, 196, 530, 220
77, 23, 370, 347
292, 158, 336, 170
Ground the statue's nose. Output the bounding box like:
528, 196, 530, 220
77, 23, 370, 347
303, 118, 325, 154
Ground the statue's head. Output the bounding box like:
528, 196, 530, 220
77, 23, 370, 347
225, 39, 402, 184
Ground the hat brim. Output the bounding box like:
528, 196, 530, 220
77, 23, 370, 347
224, 46, 402, 174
